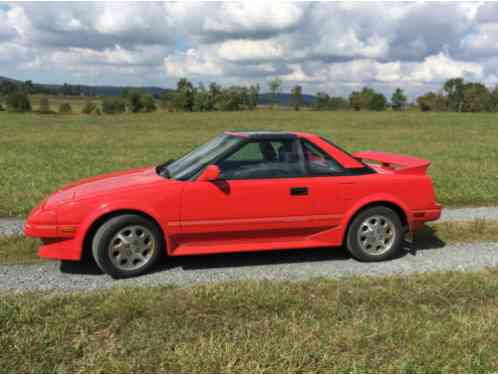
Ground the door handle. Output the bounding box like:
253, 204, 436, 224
290, 187, 308, 196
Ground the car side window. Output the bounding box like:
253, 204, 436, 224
302, 140, 344, 175
224, 142, 264, 162
217, 139, 305, 179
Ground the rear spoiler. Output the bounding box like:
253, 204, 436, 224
352, 151, 431, 175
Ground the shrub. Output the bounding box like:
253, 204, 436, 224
81, 101, 97, 114
102, 97, 126, 114
59, 102, 72, 113
6, 92, 31, 112
38, 97, 55, 114
96, 107, 102, 115
0, 103, 4, 111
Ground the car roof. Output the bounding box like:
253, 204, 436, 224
224, 131, 313, 140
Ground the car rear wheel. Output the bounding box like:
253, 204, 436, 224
92, 214, 163, 278
346, 206, 402, 262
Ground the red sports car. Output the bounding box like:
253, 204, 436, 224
25, 131, 442, 278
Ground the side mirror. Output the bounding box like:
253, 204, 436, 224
197, 165, 220, 182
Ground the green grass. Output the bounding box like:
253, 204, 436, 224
1, 110, 498, 216
2, 220, 498, 266
2, 270, 498, 372
0, 235, 41, 265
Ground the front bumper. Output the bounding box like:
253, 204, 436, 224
25, 221, 81, 261
37, 238, 81, 260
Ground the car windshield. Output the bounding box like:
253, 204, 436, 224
161, 134, 242, 180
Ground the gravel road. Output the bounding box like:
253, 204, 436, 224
1, 206, 498, 236
1, 206, 497, 293
1, 241, 498, 293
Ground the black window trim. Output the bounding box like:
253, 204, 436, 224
206, 137, 308, 181
185, 135, 376, 182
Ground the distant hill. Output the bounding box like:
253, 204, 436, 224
0, 75, 318, 104
258, 93, 317, 106
0, 75, 20, 84
0, 75, 172, 96
36, 83, 170, 97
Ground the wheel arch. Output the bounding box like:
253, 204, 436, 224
80, 208, 167, 262
341, 199, 409, 246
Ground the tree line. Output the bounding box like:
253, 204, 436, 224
416, 78, 498, 112
0, 79, 96, 97
2, 75, 498, 114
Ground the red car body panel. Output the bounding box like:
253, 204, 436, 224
25, 131, 443, 261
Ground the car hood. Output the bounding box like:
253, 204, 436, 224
45, 166, 167, 207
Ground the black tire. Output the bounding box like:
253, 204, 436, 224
92, 214, 163, 278
346, 206, 403, 262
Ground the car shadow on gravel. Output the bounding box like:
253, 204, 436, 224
59, 225, 447, 275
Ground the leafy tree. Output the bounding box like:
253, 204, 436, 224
127, 90, 144, 113
59, 102, 72, 113
489, 86, 498, 112
0, 80, 17, 96
391, 88, 407, 111
207, 82, 222, 110
329, 96, 349, 110
193, 85, 211, 112
23, 80, 34, 94
102, 97, 126, 114
416, 91, 447, 112
214, 87, 244, 111
159, 91, 175, 111
6, 91, 31, 112
368, 92, 387, 111
443, 78, 464, 112
81, 101, 97, 114
349, 91, 363, 111
140, 94, 157, 112
173, 78, 194, 111
120, 88, 130, 98
349, 87, 386, 111
461, 83, 492, 112
267, 77, 282, 108
38, 97, 52, 114
290, 85, 303, 111
247, 84, 260, 110
315, 92, 331, 110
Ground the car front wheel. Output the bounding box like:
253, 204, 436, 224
346, 206, 402, 262
92, 214, 163, 278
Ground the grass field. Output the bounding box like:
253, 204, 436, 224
2, 269, 498, 372
1, 110, 497, 217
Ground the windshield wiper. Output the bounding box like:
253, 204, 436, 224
156, 159, 175, 178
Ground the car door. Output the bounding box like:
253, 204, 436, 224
297, 139, 353, 242
178, 137, 334, 248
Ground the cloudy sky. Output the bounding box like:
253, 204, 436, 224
1, 1, 498, 98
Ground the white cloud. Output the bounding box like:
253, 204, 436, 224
218, 39, 284, 62
1, 1, 498, 98
164, 48, 224, 77
409, 53, 483, 83
203, 2, 304, 36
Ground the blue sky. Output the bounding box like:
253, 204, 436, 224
1, 2, 497, 98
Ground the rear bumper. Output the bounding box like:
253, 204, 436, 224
411, 203, 443, 230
